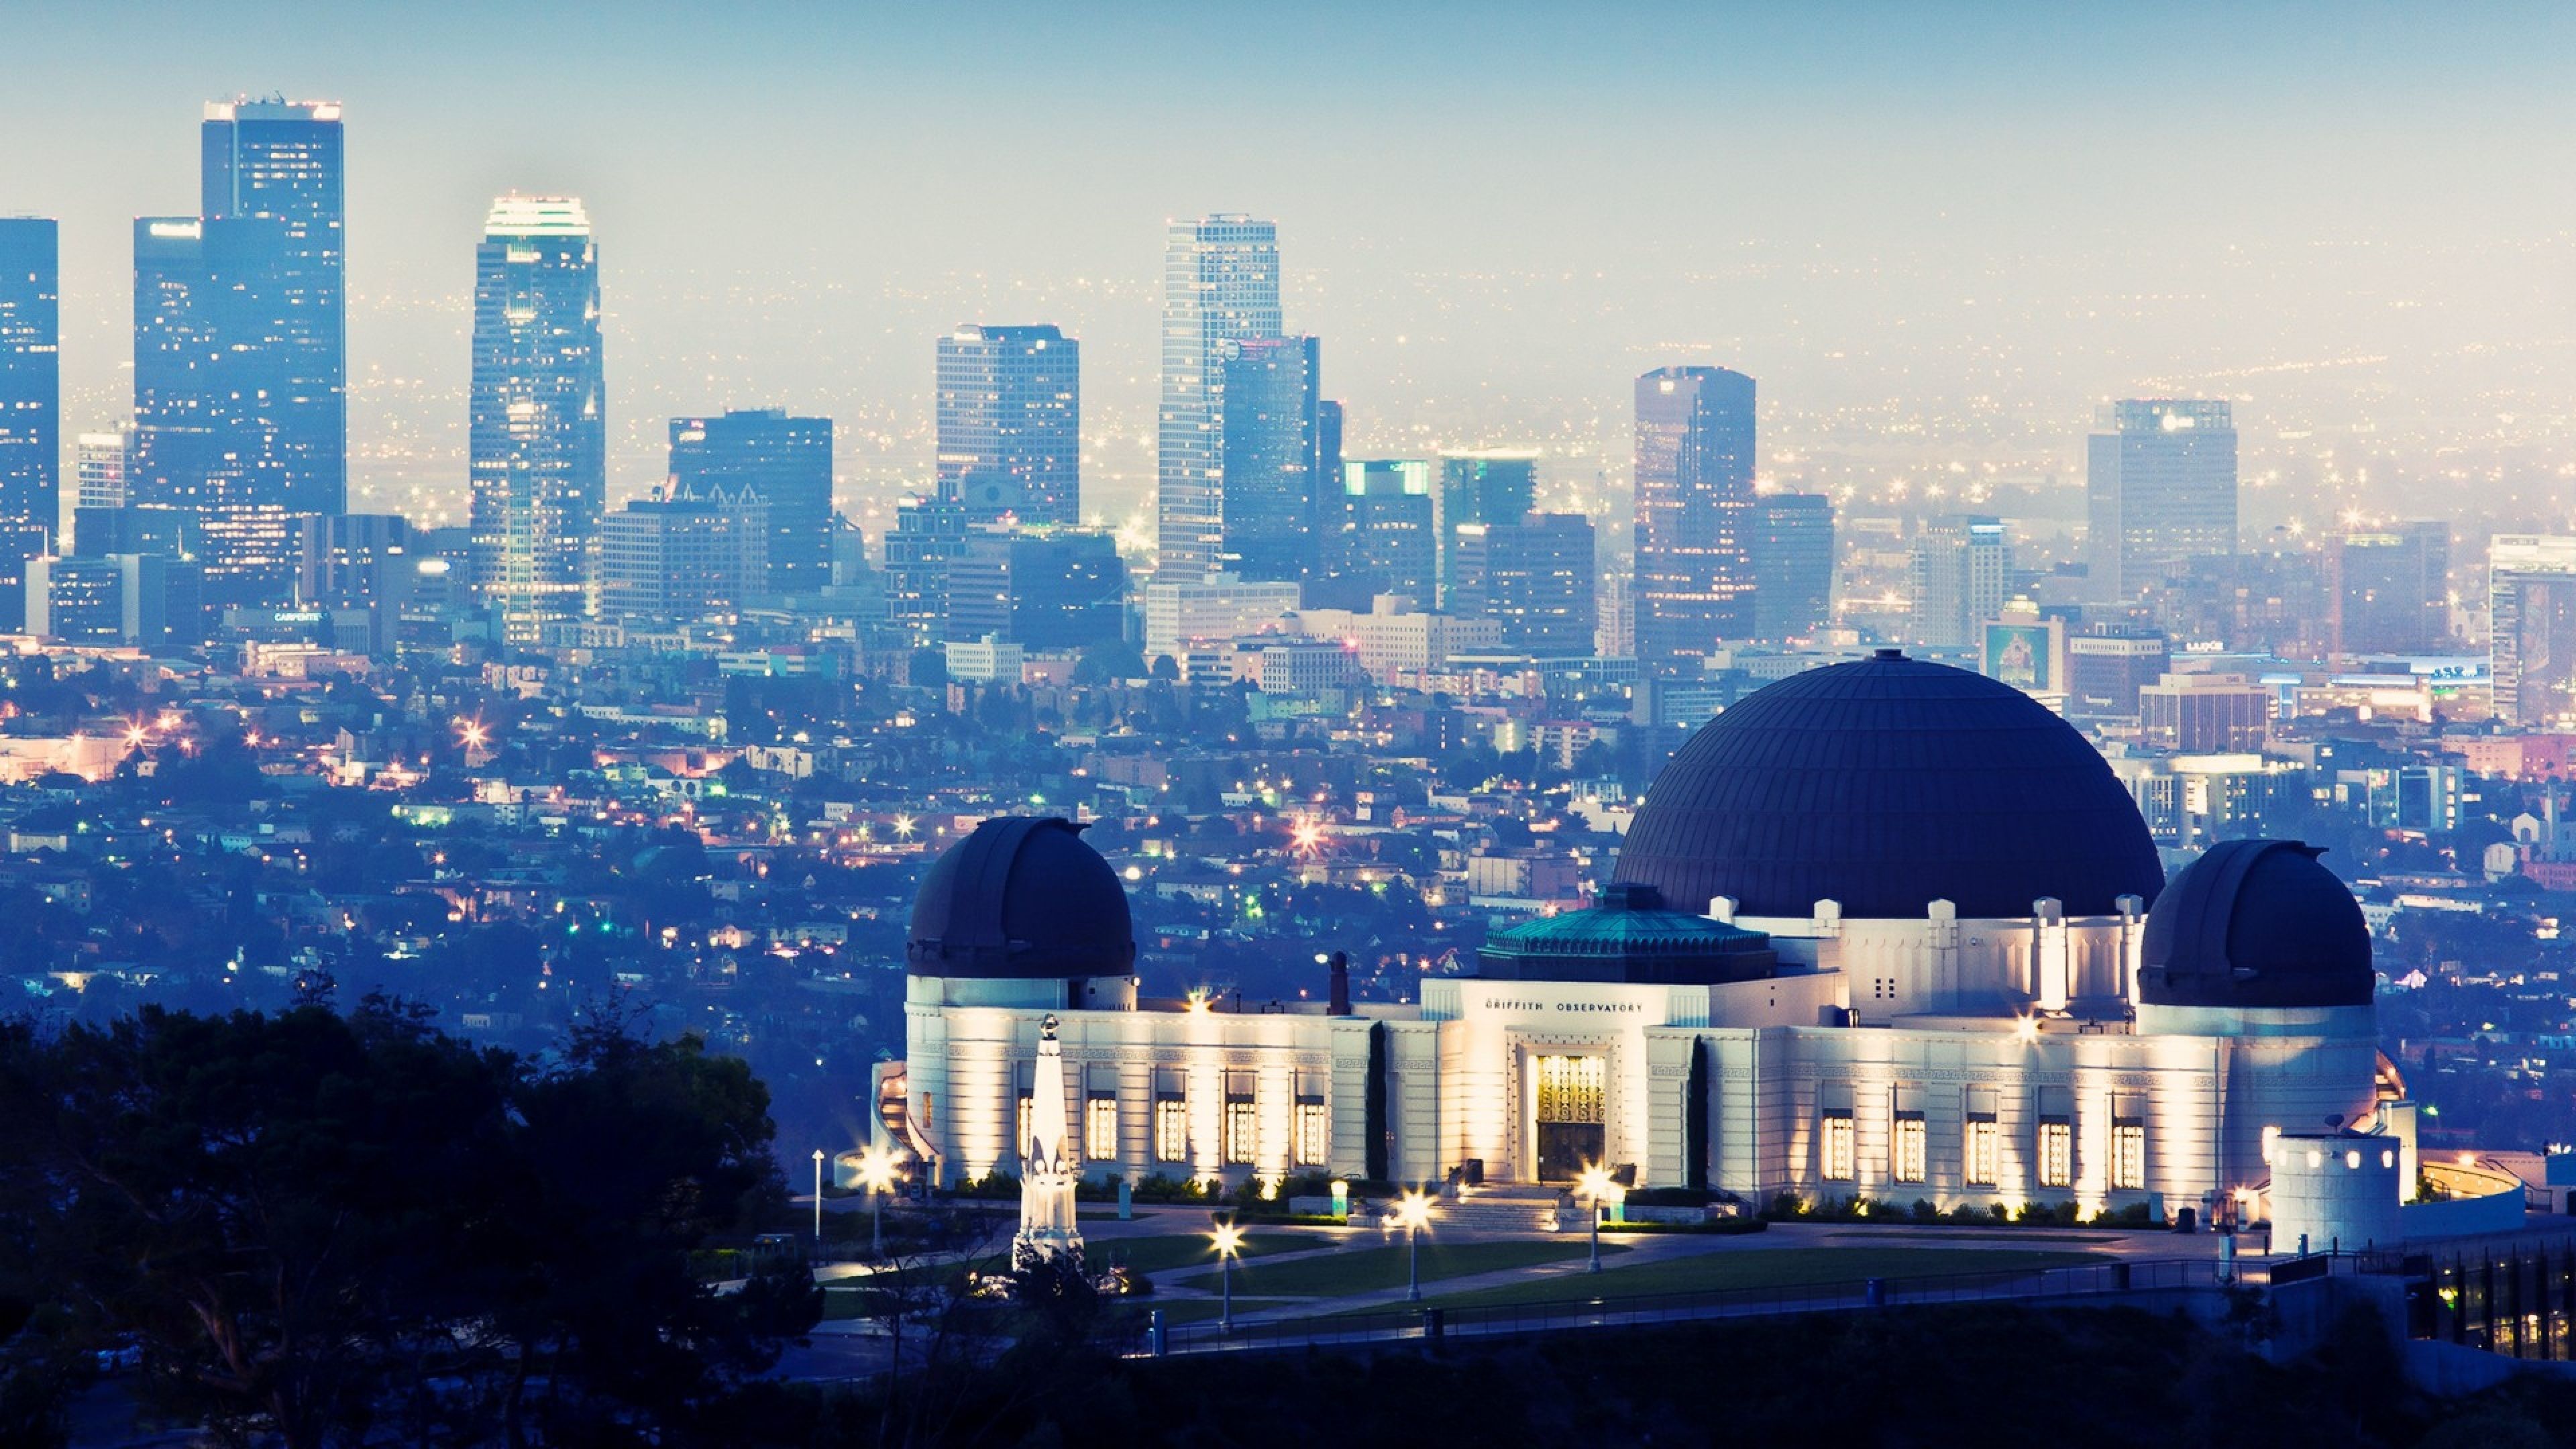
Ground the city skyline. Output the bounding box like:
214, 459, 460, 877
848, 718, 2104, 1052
1, 3, 2573, 544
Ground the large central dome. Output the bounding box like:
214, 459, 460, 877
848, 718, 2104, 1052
1615, 651, 2164, 920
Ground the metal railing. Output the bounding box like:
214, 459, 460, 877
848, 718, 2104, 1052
1142, 1255, 2220, 1357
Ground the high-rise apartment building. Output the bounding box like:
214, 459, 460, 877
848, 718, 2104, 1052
941, 531, 1127, 650
599, 491, 768, 621
935, 325, 1078, 527
1454, 512, 1597, 655
2086, 400, 2237, 603
1750, 492, 1834, 641
294, 513, 412, 610
1158, 215, 1281, 575
2491, 535, 2576, 727
0, 219, 57, 543
201, 99, 345, 516
2328, 521, 2450, 658
1633, 366, 1756, 669
1438, 450, 1538, 607
468, 197, 604, 632
1907, 516, 2010, 649
879, 496, 973, 648
668, 409, 832, 594
1218, 335, 1321, 582
1321, 460, 1436, 606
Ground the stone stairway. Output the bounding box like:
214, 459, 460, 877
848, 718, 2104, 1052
1433, 1183, 1566, 1234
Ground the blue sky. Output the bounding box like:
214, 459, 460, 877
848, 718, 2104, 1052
3, 1, 2571, 524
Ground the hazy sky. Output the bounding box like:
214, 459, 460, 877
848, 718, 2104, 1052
5, 1, 2573, 541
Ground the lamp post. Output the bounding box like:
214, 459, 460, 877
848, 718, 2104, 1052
1211, 1220, 1245, 1332
856, 1143, 900, 1259
1395, 1189, 1433, 1302
810, 1149, 826, 1242
1576, 1165, 1614, 1273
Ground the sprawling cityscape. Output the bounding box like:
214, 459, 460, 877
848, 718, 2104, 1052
9, 5, 2576, 1446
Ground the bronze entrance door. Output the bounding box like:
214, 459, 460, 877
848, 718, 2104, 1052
1534, 1054, 1605, 1182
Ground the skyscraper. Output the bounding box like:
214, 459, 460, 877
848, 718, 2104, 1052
1320, 459, 1436, 606
599, 491, 768, 621
1218, 334, 1321, 582
1438, 450, 1538, 607
935, 325, 1078, 526
668, 409, 833, 594
1633, 366, 1757, 669
2490, 535, 2576, 727
132, 213, 301, 608
1750, 492, 1835, 641
2328, 521, 2450, 658
1907, 516, 2010, 649
2086, 399, 2237, 603
1454, 512, 1596, 655
0, 219, 58, 541
201, 99, 345, 516
0, 220, 57, 633
1158, 215, 1281, 575
468, 197, 604, 632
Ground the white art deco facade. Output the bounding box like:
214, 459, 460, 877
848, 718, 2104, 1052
885, 653, 2399, 1226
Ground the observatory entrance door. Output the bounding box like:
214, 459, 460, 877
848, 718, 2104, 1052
1534, 1054, 1605, 1182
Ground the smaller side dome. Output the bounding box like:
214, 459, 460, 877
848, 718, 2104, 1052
906, 816, 1136, 979
1479, 881, 1778, 986
2139, 840, 2372, 1009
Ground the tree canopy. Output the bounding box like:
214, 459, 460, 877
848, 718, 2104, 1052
0, 998, 815, 1448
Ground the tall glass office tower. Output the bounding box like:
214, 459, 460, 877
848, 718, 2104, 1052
1633, 366, 1757, 669
133, 213, 302, 608
0, 219, 57, 537
934, 325, 1079, 526
2086, 399, 2237, 604
1217, 334, 1320, 582
1438, 449, 1538, 606
1158, 215, 1281, 576
669, 409, 834, 594
201, 99, 345, 515
468, 197, 604, 633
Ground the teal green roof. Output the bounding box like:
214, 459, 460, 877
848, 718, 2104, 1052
1479, 882, 1776, 985
1486, 900, 1768, 957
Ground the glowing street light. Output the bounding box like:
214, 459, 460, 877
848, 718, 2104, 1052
1576, 1164, 1616, 1273
1210, 1218, 1246, 1331
1393, 1189, 1433, 1302
855, 1142, 901, 1259
810, 1148, 826, 1242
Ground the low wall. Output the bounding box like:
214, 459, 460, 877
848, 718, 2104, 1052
2402, 1183, 2528, 1241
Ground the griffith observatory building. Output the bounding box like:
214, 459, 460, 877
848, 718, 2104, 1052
881, 651, 2407, 1233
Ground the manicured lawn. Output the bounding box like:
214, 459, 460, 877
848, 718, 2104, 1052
1172, 1238, 1625, 1297
1395, 1246, 2112, 1312
1087, 1232, 1318, 1276
1119, 1297, 1295, 1327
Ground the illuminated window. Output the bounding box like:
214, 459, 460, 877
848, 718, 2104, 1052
1965, 1116, 2000, 1185
1224, 1102, 1256, 1165
1222, 1071, 1257, 1165
1892, 1112, 1927, 1183
1085, 1094, 1118, 1161
2038, 1118, 2073, 1188
1295, 1099, 1328, 1167
1822, 1109, 1856, 1181
1016, 1091, 1032, 1154
2112, 1119, 2146, 1191
1154, 1095, 1188, 1163
2261, 1124, 2280, 1165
